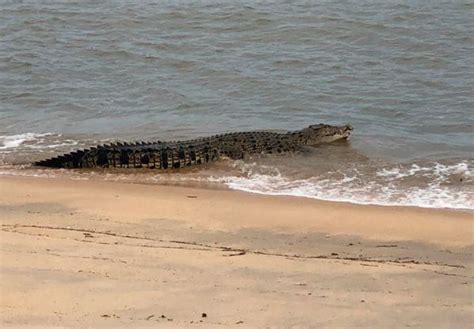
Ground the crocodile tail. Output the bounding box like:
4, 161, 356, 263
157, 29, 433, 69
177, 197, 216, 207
34, 155, 68, 168
34, 158, 59, 168
34, 149, 90, 168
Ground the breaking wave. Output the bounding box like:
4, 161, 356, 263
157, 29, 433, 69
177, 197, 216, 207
0, 132, 78, 152
214, 161, 474, 210
0, 132, 472, 211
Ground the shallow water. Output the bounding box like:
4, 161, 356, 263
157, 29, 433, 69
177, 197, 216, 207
1, 1, 473, 209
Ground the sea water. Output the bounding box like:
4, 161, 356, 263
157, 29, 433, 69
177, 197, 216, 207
1, 1, 473, 210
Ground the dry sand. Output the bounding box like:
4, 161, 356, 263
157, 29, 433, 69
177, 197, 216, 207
0, 175, 473, 328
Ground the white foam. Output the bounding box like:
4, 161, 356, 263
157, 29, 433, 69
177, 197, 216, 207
214, 161, 474, 210
0, 133, 53, 150
0, 132, 78, 152
1, 155, 472, 211
376, 162, 472, 180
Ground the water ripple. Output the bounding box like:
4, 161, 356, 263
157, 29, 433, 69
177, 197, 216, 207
0, 0, 472, 162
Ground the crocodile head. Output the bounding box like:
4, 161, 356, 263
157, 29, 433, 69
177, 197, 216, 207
300, 124, 353, 145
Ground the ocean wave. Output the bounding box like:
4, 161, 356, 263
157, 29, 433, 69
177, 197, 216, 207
215, 161, 474, 210
0, 133, 53, 150
0, 154, 472, 211
0, 132, 78, 152
376, 162, 472, 180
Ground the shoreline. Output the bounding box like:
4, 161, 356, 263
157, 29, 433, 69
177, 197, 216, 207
0, 175, 472, 245
1, 175, 473, 327
1, 166, 473, 212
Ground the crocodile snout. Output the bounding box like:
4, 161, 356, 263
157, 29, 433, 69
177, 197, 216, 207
342, 125, 353, 139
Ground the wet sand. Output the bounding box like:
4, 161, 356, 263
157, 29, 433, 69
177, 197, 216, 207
0, 176, 473, 328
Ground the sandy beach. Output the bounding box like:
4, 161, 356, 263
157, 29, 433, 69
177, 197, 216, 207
0, 175, 472, 328
2, 0, 473, 327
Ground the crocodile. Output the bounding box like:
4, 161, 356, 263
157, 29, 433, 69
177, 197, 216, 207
35, 124, 352, 169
